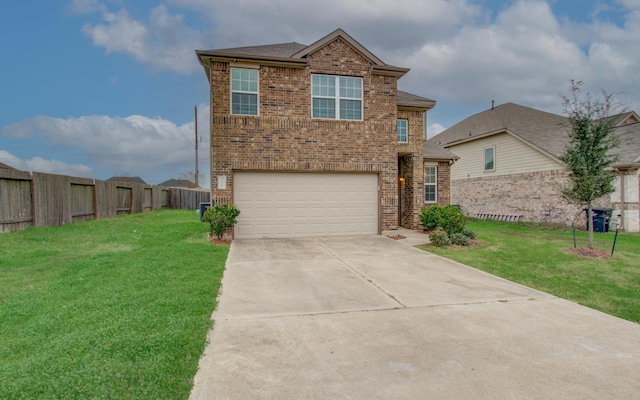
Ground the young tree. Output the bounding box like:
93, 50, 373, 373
560, 80, 621, 249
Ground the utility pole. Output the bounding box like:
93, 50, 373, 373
194, 105, 199, 188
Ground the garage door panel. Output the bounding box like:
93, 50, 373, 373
234, 172, 378, 239
254, 207, 274, 218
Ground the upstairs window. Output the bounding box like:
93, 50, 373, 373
424, 164, 437, 203
397, 119, 408, 143
312, 75, 362, 120
484, 146, 495, 172
231, 68, 258, 115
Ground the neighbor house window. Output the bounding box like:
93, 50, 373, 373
484, 146, 495, 172
397, 119, 408, 143
424, 164, 437, 203
312, 75, 362, 120
231, 68, 258, 115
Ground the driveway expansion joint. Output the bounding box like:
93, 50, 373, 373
216, 296, 554, 322
312, 238, 407, 308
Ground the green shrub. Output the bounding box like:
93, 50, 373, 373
419, 205, 442, 231
440, 205, 466, 235
420, 205, 466, 236
429, 228, 451, 247
202, 203, 240, 240
462, 228, 477, 239
451, 232, 470, 246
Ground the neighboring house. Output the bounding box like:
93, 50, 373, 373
196, 29, 454, 238
106, 176, 148, 185
0, 161, 17, 170
160, 178, 197, 188
431, 102, 640, 232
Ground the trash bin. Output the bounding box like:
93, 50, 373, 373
585, 207, 613, 233
199, 202, 211, 221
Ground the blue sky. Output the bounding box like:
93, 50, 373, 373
2, 0, 639, 187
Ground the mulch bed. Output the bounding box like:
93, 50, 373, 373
386, 234, 407, 240
565, 247, 610, 259
207, 233, 231, 244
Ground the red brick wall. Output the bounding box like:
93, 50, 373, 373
209, 38, 401, 231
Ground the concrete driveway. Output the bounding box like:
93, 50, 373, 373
190, 234, 640, 399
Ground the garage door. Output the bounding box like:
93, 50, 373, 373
234, 172, 378, 239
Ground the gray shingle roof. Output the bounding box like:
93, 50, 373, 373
432, 103, 569, 160
398, 90, 435, 110
209, 42, 307, 58
432, 102, 640, 167
612, 122, 640, 166
0, 161, 17, 170
107, 176, 148, 185
196, 29, 409, 75
424, 139, 459, 161
160, 178, 197, 188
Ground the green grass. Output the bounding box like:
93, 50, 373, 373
0, 209, 227, 399
419, 220, 640, 324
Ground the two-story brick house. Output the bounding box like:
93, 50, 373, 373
196, 29, 454, 239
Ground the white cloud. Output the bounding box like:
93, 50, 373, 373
72, 0, 640, 128
398, 1, 592, 113
617, 0, 640, 8
81, 4, 205, 74
171, 0, 483, 55
0, 150, 94, 177
1, 105, 211, 186
427, 123, 446, 138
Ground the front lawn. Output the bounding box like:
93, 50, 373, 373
0, 209, 227, 399
419, 220, 640, 324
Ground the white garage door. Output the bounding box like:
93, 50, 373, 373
234, 172, 378, 239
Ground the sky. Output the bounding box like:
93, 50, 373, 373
1, 0, 639, 188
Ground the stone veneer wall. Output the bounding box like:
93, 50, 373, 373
451, 170, 614, 227
209, 38, 400, 231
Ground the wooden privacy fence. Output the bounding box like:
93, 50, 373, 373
0, 169, 211, 233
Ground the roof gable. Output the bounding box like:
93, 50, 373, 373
432, 102, 569, 158
196, 28, 409, 77
291, 29, 385, 65
433, 102, 640, 169
605, 111, 640, 127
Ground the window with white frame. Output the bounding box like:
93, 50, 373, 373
397, 119, 408, 143
231, 68, 258, 115
312, 75, 362, 120
484, 146, 495, 172
424, 164, 437, 203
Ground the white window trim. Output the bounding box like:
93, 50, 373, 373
424, 163, 437, 204
484, 145, 496, 172
230, 67, 259, 116
311, 74, 363, 121
397, 119, 408, 143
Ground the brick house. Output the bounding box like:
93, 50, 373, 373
431, 102, 640, 232
196, 29, 455, 238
